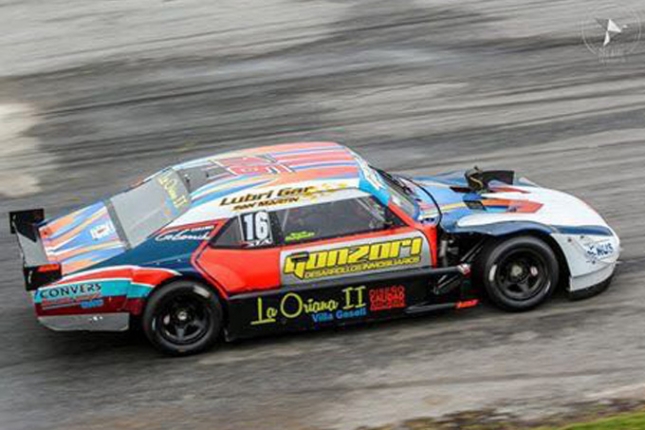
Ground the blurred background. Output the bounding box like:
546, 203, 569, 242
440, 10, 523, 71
1, 0, 645, 429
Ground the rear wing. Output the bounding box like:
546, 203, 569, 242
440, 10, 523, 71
9, 209, 62, 291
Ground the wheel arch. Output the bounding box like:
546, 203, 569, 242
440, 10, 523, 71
136, 273, 230, 323
502, 230, 571, 290
452, 221, 571, 290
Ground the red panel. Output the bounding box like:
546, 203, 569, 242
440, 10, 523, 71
419, 224, 438, 266
131, 268, 177, 287
388, 202, 438, 266
194, 208, 439, 297
195, 247, 281, 295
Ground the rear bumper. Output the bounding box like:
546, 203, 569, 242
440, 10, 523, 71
38, 313, 130, 332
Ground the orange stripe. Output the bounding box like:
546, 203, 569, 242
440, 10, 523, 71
44, 209, 108, 247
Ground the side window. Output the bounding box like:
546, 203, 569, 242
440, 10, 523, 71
211, 210, 275, 248
211, 218, 243, 248
277, 197, 401, 245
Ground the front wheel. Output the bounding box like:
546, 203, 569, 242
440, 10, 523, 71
476, 236, 559, 312
143, 280, 223, 356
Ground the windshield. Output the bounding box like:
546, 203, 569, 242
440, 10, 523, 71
110, 169, 191, 247
373, 168, 418, 219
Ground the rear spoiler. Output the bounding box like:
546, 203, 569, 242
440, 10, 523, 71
9, 209, 62, 291
465, 167, 515, 193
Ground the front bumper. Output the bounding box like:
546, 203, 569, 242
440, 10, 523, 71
552, 230, 620, 293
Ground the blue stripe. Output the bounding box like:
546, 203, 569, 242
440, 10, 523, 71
554, 225, 614, 237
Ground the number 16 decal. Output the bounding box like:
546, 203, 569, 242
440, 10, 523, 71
240, 211, 273, 246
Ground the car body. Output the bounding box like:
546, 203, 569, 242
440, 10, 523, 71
10, 142, 620, 355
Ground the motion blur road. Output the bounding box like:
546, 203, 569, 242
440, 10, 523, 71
1, 1, 645, 429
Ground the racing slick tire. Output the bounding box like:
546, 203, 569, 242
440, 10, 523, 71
143, 280, 223, 356
476, 235, 559, 312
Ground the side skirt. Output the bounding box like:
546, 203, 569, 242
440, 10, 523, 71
224, 265, 474, 341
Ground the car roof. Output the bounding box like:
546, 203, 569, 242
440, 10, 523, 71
174, 142, 361, 196
165, 142, 388, 226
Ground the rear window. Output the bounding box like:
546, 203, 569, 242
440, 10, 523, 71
111, 170, 191, 247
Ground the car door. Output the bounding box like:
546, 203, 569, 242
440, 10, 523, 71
203, 192, 434, 339
195, 212, 283, 296
275, 194, 432, 287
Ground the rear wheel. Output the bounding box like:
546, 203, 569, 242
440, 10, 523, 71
143, 280, 222, 356
476, 236, 559, 311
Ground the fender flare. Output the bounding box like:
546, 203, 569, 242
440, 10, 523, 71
448, 221, 572, 285
127, 268, 229, 318
448, 220, 556, 237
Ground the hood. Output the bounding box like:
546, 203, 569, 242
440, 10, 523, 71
411, 171, 613, 236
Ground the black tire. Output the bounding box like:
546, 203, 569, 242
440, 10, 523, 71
476, 236, 559, 312
143, 280, 223, 356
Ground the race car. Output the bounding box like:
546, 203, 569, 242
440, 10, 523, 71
9, 142, 620, 355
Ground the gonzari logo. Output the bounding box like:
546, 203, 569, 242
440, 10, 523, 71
284, 237, 424, 280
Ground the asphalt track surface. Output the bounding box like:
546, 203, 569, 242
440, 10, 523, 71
1, 1, 645, 429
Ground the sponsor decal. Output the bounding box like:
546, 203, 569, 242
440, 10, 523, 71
251, 286, 367, 325
80, 298, 104, 309
90, 222, 115, 241
156, 226, 212, 242
283, 237, 423, 280
38, 282, 102, 310
582, 240, 616, 260
157, 171, 190, 211
369, 285, 406, 311
285, 230, 316, 243
221, 186, 316, 211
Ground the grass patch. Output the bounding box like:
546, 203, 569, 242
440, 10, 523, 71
357, 400, 645, 430
556, 411, 645, 429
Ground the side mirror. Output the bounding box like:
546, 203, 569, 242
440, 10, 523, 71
383, 211, 400, 229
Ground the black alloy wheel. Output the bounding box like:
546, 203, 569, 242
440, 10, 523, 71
477, 235, 559, 311
143, 281, 222, 356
